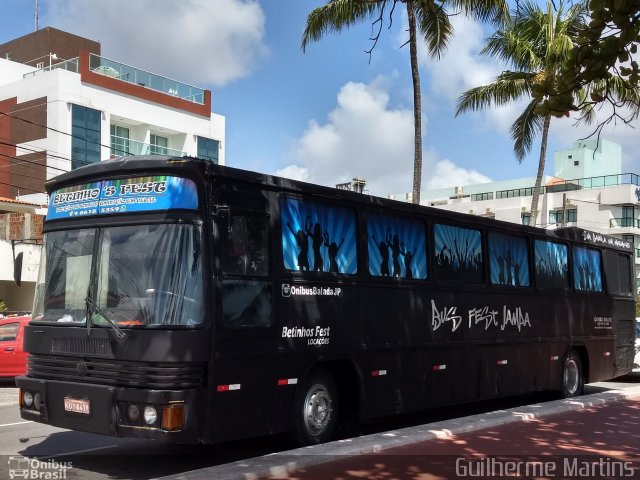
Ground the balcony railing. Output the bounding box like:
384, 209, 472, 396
23, 58, 79, 77
610, 218, 640, 228
89, 54, 205, 105
110, 136, 186, 158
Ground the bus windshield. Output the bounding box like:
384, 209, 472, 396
33, 224, 204, 327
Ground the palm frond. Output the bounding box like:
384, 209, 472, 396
414, 0, 453, 58
510, 99, 544, 162
456, 71, 535, 115
301, 0, 381, 51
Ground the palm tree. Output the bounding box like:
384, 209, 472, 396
456, 0, 587, 225
302, 0, 508, 205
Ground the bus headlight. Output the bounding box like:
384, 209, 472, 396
143, 406, 157, 425
33, 392, 42, 411
127, 404, 140, 423
23, 391, 33, 408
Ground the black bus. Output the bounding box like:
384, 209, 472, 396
16, 156, 635, 446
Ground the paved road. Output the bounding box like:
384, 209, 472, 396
255, 394, 640, 480
0, 375, 639, 479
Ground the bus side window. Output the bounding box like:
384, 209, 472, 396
434, 224, 483, 284
534, 240, 568, 290
223, 215, 269, 276
221, 214, 272, 328
604, 251, 632, 296
572, 246, 603, 292
488, 232, 530, 287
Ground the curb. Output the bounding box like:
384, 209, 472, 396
157, 385, 640, 480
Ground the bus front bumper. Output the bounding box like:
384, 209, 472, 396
16, 375, 206, 443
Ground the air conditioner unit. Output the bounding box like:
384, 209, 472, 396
469, 209, 475, 215
521, 207, 529, 212
486, 208, 492, 214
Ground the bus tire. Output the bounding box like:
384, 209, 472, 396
293, 369, 338, 446
561, 350, 584, 398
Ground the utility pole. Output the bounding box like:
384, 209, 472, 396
34, 0, 39, 31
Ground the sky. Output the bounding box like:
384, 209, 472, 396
2, 0, 639, 198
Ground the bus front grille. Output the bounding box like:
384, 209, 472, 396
27, 355, 207, 389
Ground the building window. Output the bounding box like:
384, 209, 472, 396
621, 207, 635, 227
549, 208, 577, 224
71, 105, 102, 170
197, 136, 219, 163
521, 213, 531, 226
574, 161, 579, 166
110, 125, 130, 157
150, 134, 168, 155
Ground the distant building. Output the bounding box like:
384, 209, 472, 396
418, 139, 640, 289
0, 27, 225, 202
0, 27, 226, 310
0, 197, 43, 312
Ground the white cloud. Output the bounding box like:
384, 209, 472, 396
273, 165, 310, 182
45, 0, 267, 86
282, 79, 415, 197
426, 159, 492, 189
279, 79, 491, 198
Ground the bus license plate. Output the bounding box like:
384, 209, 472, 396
64, 397, 90, 415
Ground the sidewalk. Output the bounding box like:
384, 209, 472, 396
159, 386, 640, 480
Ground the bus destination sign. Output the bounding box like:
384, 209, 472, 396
47, 176, 198, 220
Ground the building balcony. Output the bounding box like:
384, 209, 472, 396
88, 54, 205, 105
22, 51, 211, 116
110, 135, 186, 158
610, 218, 640, 228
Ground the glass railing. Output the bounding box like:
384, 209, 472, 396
470, 192, 494, 201
110, 136, 186, 157
610, 218, 640, 228
493, 173, 640, 200
90, 54, 205, 104
23, 57, 79, 78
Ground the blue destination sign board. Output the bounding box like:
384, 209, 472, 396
47, 176, 198, 220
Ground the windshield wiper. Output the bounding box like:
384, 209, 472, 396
84, 295, 128, 343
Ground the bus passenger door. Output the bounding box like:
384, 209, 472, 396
210, 194, 276, 443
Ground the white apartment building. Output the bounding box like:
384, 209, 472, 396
0, 28, 226, 311
419, 139, 640, 288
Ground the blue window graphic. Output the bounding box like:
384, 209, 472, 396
434, 224, 483, 283
281, 198, 357, 274
572, 247, 603, 292
367, 212, 427, 279
534, 240, 568, 289
488, 232, 530, 287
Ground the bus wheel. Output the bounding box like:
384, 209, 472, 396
293, 370, 338, 446
561, 350, 584, 398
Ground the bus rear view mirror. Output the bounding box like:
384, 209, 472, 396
14, 252, 23, 286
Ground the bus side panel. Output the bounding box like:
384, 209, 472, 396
361, 285, 429, 418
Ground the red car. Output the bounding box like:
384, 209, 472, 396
0, 316, 30, 378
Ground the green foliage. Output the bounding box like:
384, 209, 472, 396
456, 0, 587, 161
0, 299, 6, 312
539, 0, 640, 117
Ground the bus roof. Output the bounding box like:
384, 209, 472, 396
46, 156, 633, 254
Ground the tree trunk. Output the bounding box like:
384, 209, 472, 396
407, 1, 422, 205
530, 115, 551, 226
